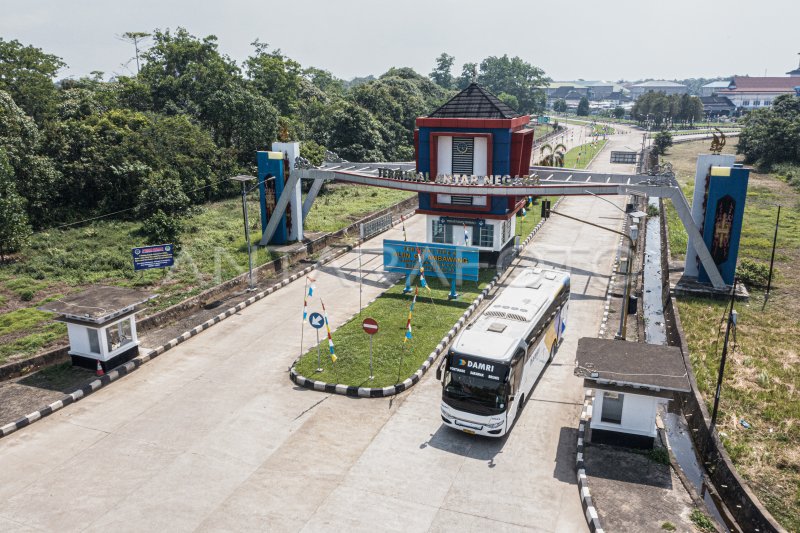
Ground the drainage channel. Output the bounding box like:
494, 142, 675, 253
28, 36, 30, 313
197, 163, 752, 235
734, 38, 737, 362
644, 197, 730, 531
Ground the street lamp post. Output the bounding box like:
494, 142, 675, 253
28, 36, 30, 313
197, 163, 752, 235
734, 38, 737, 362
230, 174, 258, 291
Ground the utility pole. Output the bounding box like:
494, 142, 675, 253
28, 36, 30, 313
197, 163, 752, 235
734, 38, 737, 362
710, 277, 738, 433
229, 175, 259, 291
765, 204, 781, 301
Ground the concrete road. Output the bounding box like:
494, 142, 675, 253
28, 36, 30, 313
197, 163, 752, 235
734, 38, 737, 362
0, 150, 628, 531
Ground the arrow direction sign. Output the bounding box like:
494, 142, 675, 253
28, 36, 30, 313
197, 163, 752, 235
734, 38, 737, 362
309, 312, 324, 329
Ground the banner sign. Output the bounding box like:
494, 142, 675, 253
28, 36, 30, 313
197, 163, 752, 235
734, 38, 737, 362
449, 353, 509, 383
383, 240, 479, 282
131, 244, 174, 271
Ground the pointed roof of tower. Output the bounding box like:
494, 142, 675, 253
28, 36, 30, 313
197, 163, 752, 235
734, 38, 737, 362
427, 83, 522, 119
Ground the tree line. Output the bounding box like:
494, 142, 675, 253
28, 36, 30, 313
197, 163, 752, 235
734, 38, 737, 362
631, 92, 704, 128
0, 30, 548, 256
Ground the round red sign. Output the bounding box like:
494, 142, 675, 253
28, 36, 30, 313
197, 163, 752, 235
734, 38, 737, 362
362, 318, 379, 335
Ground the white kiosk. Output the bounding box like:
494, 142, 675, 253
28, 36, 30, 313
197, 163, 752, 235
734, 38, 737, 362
39, 286, 154, 373
575, 338, 691, 449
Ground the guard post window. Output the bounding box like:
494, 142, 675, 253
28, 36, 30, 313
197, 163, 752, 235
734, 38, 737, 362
601, 392, 624, 424
106, 317, 134, 353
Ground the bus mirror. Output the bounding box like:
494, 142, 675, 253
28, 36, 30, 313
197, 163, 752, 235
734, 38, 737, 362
436, 367, 442, 381
508, 395, 515, 403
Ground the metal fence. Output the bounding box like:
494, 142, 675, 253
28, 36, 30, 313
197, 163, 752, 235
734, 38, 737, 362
359, 213, 394, 240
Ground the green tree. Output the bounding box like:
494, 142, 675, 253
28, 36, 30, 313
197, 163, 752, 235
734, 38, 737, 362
429, 53, 455, 89
204, 83, 278, 165
738, 94, 800, 167
613, 106, 625, 119
553, 99, 567, 113
476, 55, 548, 113
0, 38, 65, 123
577, 96, 590, 116
119, 32, 151, 74
0, 148, 31, 261
457, 62, 478, 89
138, 28, 240, 120
245, 41, 303, 116
137, 169, 190, 246
653, 130, 673, 155
327, 101, 386, 162
497, 92, 519, 110
0, 90, 59, 225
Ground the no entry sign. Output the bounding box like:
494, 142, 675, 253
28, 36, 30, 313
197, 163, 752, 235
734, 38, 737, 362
362, 318, 379, 335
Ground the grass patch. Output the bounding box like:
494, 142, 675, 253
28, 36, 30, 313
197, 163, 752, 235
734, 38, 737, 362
663, 139, 800, 530
515, 196, 557, 238
689, 509, 715, 532
304, 184, 413, 233
294, 270, 494, 388
564, 140, 607, 168
0, 184, 413, 362
0, 308, 54, 337
0, 323, 66, 365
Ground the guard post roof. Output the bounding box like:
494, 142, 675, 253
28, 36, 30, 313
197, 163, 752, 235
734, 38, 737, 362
452, 267, 569, 363
574, 337, 690, 393
38, 286, 155, 325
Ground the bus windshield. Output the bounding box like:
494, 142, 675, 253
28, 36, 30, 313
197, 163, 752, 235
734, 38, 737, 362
444, 373, 507, 414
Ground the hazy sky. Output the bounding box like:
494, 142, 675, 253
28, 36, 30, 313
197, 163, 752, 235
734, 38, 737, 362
2, 0, 798, 83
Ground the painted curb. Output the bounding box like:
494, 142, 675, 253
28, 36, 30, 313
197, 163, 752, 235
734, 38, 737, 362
0, 212, 416, 440
577, 389, 604, 533
289, 197, 564, 398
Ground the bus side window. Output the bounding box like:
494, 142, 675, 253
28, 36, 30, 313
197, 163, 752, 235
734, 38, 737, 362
512, 349, 524, 392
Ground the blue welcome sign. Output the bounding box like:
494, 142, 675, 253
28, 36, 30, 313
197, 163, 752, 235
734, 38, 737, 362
132, 244, 174, 271
383, 240, 479, 281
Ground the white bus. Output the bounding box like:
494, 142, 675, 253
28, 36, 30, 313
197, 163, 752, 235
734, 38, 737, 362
437, 267, 570, 437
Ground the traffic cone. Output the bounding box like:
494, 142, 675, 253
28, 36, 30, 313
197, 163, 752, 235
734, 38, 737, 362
95, 359, 105, 377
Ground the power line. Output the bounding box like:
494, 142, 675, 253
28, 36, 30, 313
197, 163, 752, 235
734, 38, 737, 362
35, 175, 271, 234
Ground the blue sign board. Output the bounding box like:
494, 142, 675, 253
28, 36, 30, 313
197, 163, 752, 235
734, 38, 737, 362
132, 244, 174, 271
383, 240, 480, 282
308, 312, 324, 329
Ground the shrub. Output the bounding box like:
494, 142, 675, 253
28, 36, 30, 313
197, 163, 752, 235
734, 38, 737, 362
141, 211, 183, 247
736, 258, 771, 287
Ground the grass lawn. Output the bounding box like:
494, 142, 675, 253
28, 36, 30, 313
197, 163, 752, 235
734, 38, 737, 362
564, 139, 607, 168
294, 270, 495, 388
0, 184, 413, 365
515, 196, 557, 238
661, 140, 800, 530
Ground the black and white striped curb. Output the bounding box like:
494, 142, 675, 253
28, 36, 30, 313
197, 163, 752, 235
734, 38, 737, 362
0, 212, 416, 440
290, 199, 563, 398
577, 389, 604, 533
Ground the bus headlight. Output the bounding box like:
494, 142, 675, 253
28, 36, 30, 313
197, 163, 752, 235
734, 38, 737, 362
485, 418, 504, 429
441, 405, 453, 417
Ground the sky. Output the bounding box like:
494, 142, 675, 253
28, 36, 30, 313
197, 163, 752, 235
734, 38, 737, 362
2, 0, 798, 83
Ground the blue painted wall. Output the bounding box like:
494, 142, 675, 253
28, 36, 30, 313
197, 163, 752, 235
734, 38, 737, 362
698, 166, 749, 285
256, 151, 288, 245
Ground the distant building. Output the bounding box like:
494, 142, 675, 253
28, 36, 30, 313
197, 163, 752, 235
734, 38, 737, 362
718, 76, 800, 111
629, 80, 688, 99
700, 80, 733, 97
545, 82, 589, 108
699, 95, 736, 117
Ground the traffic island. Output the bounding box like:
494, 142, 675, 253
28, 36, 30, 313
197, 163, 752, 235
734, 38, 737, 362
289, 205, 563, 398
290, 271, 499, 397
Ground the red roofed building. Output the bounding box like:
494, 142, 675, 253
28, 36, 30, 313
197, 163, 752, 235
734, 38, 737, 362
718, 75, 800, 111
